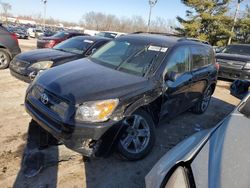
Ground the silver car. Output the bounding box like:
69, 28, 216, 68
145, 82, 250, 188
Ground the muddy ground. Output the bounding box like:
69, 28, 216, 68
0, 38, 240, 188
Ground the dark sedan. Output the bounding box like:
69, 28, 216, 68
37, 31, 88, 48
146, 88, 250, 188
10, 36, 111, 83
216, 44, 250, 80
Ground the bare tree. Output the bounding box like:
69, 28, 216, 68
1, 2, 11, 23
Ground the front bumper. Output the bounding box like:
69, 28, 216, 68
218, 67, 250, 80
10, 69, 32, 83
25, 96, 120, 157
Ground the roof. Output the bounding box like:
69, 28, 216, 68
73, 35, 112, 42
120, 33, 210, 47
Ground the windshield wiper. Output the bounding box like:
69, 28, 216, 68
142, 53, 160, 76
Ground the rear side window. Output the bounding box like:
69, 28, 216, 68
165, 46, 190, 74
191, 45, 213, 70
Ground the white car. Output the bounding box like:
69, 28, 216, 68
27, 28, 44, 38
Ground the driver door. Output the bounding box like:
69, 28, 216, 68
160, 46, 192, 120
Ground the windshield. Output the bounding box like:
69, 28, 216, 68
90, 40, 167, 76
53, 37, 94, 54
222, 45, 250, 56
96, 32, 117, 39
52, 31, 68, 38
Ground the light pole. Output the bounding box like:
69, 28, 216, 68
42, 0, 47, 31
147, 0, 157, 32
228, 0, 244, 45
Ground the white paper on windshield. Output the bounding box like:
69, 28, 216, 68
84, 40, 94, 43
160, 47, 168, 52
148, 46, 168, 52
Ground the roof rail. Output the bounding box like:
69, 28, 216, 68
131, 31, 182, 37
179, 37, 210, 45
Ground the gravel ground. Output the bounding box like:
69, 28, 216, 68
0, 39, 240, 188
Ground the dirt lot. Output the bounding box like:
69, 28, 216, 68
0, 39, 240, 188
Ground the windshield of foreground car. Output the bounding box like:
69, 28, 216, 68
222, 45, 250, 56
53, 37, 93, 54
90, 40, 167, 76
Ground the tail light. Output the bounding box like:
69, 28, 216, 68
45, 40, 56, 48
10, 33, 18, 45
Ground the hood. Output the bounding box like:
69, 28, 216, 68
146, 94, 250, 188
216, 53, 250, 62
35, 58, 149, 104
16, 49, 76, 63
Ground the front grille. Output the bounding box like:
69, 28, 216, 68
31, 85, 69, 119
217, 59, 246, 70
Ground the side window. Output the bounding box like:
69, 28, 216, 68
191, 45, 213, 70
165, 46, 190, 74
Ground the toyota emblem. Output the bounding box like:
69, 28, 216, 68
40, 93, 49, 104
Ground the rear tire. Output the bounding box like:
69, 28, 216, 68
0, 49, 10, 69
117, 109, 155, 161
192, 86, 212, 114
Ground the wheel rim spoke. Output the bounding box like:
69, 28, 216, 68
132, 115, 141, 129
137, 129, 149, 137
133, 137, 141, 152
122, 135, 133, 148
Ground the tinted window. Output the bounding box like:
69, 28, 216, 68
53, 37, 94, 54
96, 32, 117, 39
222, 45, 250, 56
165, 46, 190, 74
53, 31, 68, 38
91, 40, 167, 76
191, 45, 212, 70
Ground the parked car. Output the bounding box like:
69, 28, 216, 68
14, 29, 29, 39
25, 33, 218, 160
216, 44, 250, 80
96, 31, 126, 38
27, 28, 44, 38
10, 36, 110, 83
37, 31, 88, 48
0, 24, 21, 69
145, 83, 250, 188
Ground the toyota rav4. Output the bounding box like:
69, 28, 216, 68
25, 33, 218, 160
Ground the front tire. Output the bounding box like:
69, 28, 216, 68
192, 86, 213, 114
117, 109, 155, 161
0, 49, 10, 69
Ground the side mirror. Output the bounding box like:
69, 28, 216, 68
165, 71, 178, 82
230, 80, 250, 100
91, 48, 97, 54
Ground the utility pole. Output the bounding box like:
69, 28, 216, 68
228, 0, 244, 45
147, 0, 157, 32
42, 0, 47, 31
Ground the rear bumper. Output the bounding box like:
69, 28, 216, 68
218, 67, 250, 80
25, 97, 120, 157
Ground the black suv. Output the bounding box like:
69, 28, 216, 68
25, 33, 218, 160
0, 24, 21, 69
216, 44, 250, 80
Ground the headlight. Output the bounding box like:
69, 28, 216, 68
29, 61, 53, 70
164, 166, 190, 188
75, 99, 119, 122
243, 62, 250, 70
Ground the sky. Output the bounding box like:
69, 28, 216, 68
5, 0, 250, 24
7, 0, 188, 23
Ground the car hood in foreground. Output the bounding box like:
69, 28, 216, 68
35, 58, 150, 104
16, 49, 76, 63
146, 94, 250, 188
216, 53, 250, 62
